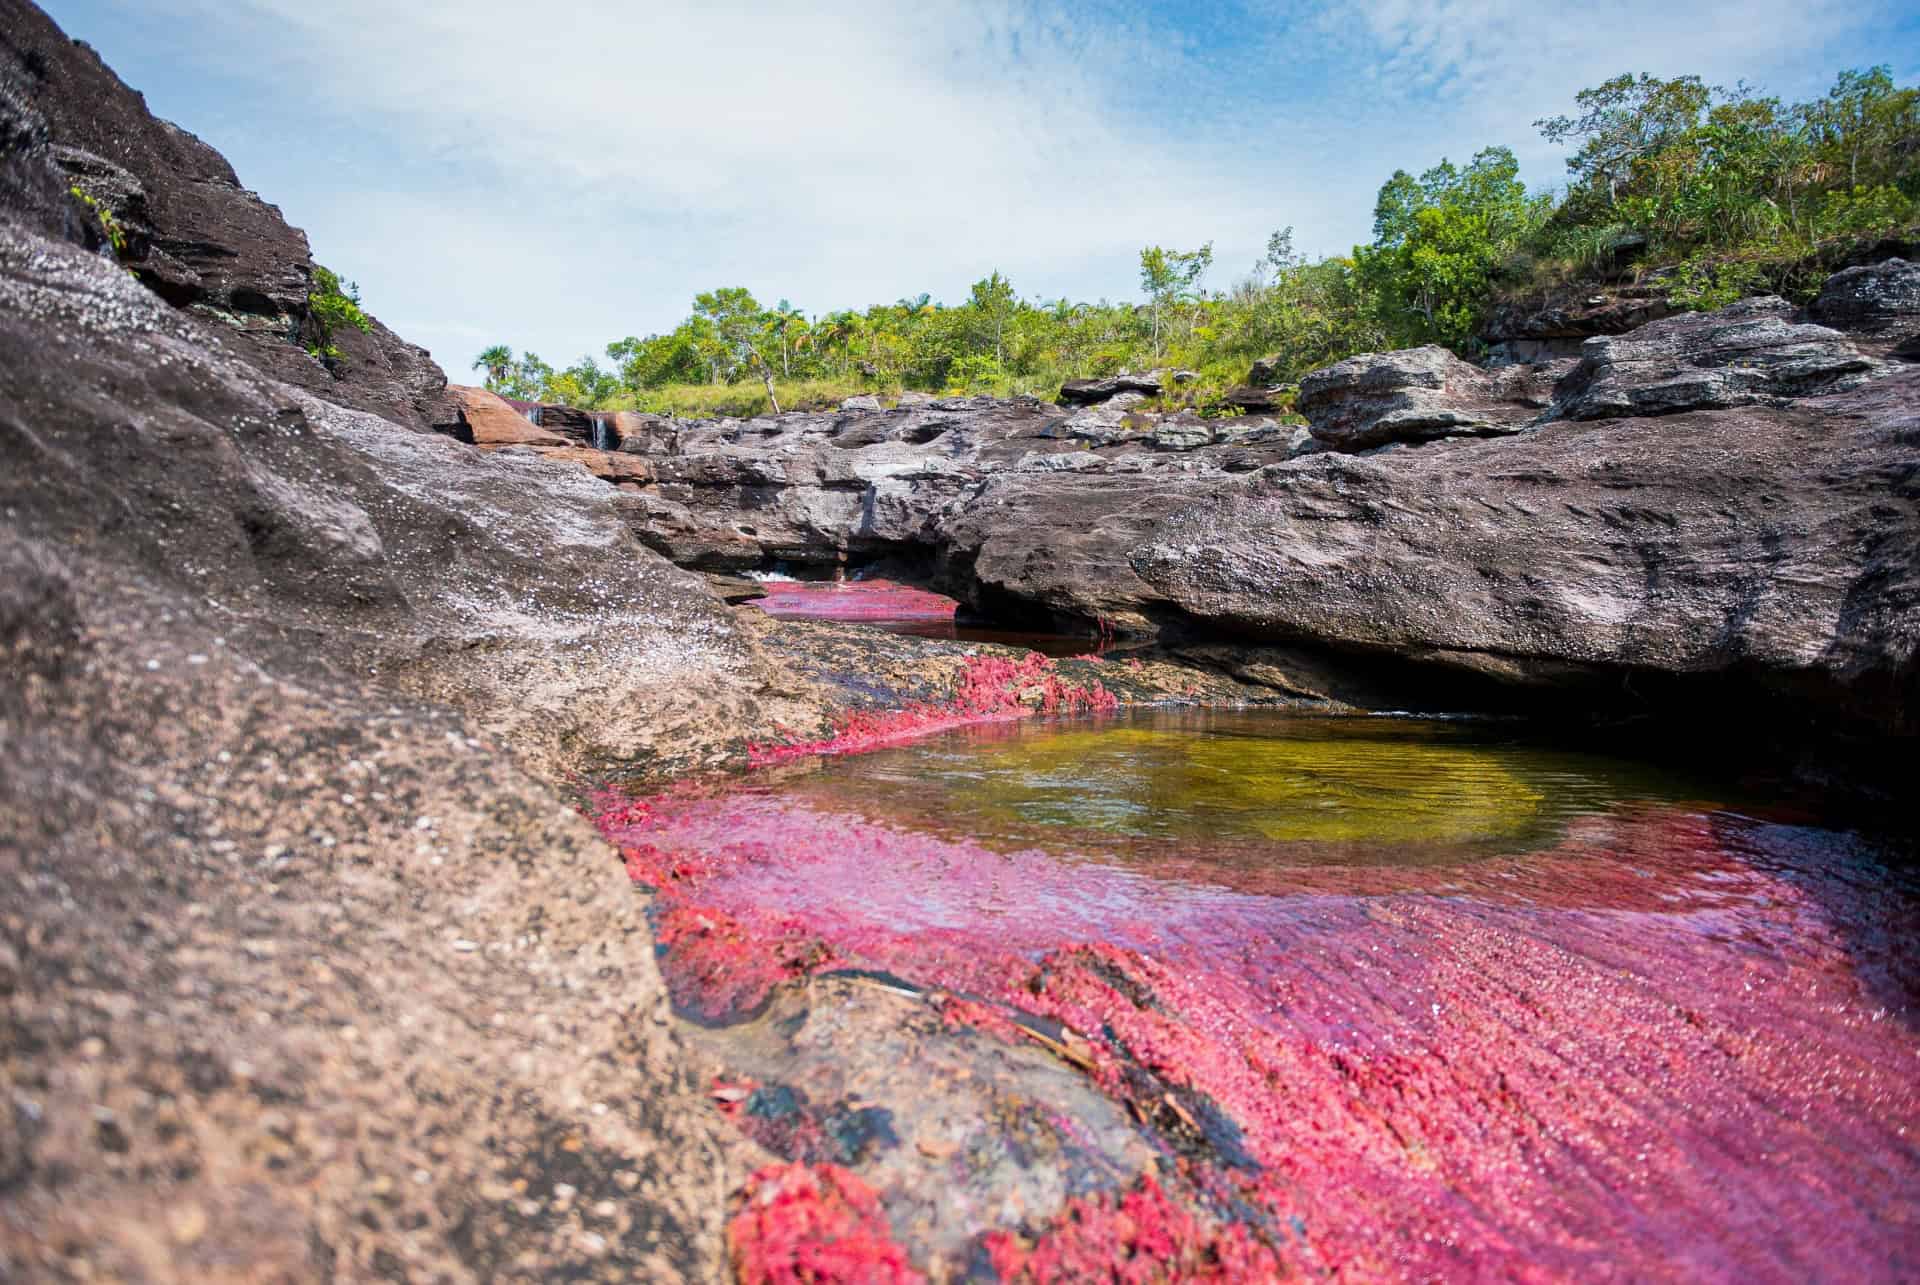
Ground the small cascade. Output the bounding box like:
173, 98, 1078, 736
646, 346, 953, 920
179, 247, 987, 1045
523, 405, 543, 427
591, 414, 620, 451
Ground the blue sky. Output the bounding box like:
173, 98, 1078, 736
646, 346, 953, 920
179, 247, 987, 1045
41, 0, 1920, 379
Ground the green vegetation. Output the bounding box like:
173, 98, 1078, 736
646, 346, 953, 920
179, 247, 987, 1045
476, 66, 1917, 417
306, 265, 373, 363
68, 185, 128, 258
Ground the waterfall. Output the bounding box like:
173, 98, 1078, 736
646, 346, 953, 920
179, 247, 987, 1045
591, 414, 619, 451
523, 405, 542, 427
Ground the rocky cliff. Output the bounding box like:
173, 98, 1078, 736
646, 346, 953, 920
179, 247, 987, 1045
0, 0, 459, 432
583, 271, 1917, 751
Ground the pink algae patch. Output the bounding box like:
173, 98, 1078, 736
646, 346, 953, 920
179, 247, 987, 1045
983, 1176, 1285, 1283
728, 1163, 925, 1284
747, 652, 1116, 766
598, 773, 1920, 1281
751, 578, 959, 621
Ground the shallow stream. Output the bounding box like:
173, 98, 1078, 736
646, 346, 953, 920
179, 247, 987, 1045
602, 709, 1920, 1278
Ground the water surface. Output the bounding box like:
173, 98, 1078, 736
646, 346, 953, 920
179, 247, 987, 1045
605, 709, 1920, 1279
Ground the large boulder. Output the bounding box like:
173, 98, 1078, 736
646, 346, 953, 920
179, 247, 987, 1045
1, 0, 455, 431
1812, 258, 1920, 356
1296, 345, 1540, 450
1134, 369, 1920, 738
1550, 297, 1878, 421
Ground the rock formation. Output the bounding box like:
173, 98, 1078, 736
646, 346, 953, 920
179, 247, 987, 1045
1294, 344, 1546, 449
1549, 296, 1880, 421
0, 0, 458, 433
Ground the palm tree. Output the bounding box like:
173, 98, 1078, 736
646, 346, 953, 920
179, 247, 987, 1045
473, 344, 513, 391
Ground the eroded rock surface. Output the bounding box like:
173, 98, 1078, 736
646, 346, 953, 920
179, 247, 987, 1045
1295, 344, 1547, 449
0, 0, 456, 431
1813, 257, 1920, 357
1137, 369, 1920, 736
1551, 296, 1879, 421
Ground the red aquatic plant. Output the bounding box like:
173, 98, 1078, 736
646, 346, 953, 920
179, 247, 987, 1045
728, 1163, 926, 1285
982, 1175, 1286, 1283
747, 652, 1114, 765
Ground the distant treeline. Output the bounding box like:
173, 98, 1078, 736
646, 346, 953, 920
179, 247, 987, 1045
471, 67, 1918, 417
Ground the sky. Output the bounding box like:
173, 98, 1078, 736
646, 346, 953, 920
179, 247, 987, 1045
40, 0, 1920, 377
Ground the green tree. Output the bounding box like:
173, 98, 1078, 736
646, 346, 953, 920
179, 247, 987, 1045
1355, 147, 1537, 347
472, 344, 514, 391
1536, 73, 1713, 205
692, 287, 782, 412
1139, 243, 1212, 358
967, 271, 1017, 365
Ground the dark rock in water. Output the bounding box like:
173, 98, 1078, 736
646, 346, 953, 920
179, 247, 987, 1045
1135, 369, 1920, 738
1550, 297, 1878, 421
0, 0, 454, 432
1295, 345, 1540, 450
1812, 258, 1920, 356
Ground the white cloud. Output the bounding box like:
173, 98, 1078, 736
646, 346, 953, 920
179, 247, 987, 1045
67, 0, 1912, 370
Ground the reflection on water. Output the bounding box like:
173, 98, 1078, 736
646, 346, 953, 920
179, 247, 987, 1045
757, 708, 1712, 867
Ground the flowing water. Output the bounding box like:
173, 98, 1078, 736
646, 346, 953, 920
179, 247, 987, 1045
601, 709, 1920, 1279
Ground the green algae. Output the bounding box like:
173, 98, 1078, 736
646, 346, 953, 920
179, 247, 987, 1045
770, 710, 1703, 866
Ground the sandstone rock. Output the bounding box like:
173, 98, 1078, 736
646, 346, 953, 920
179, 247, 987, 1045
512, 444, 653, 485
1058, 372, 1166, 404
450, 384, 568, 446
1216, 384, 1289, 414
1551, 297, 1878, 421
1134, 369, 1920, 737
1248, 355, 1284, 385
1483, 285, 1676, 344
1063, 391, 1154, 443
1296, 345, 1537, 450
840, 393, 884, 412
1812, 258, 1920, 352
0, 217, 793, 1280
3, 0, 452, 431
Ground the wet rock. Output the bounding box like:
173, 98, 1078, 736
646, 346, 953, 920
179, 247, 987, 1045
1296, 345, 1539, 450
1551, 297, 1879, 421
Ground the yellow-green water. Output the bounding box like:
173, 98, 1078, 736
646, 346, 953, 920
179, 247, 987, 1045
761, 708, 1708, 866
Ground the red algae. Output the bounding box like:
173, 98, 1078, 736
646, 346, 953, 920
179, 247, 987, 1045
747, 652, 1116, 765
598, 714, 1920, 1280
729, 1163, 926, 1284
983, 1176, 1287, 1283
750, 578, 960, 622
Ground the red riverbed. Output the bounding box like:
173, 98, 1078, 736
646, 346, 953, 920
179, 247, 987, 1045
749, 578, 961, 621
595, 710, 1920, 1281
